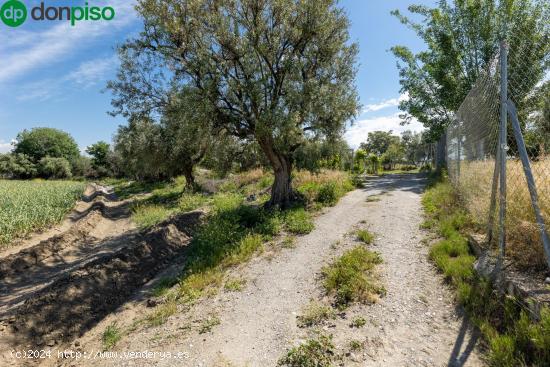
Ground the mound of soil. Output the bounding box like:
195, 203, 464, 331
0, 211, 203, 348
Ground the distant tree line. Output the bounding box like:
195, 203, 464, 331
353, 130, 431, 174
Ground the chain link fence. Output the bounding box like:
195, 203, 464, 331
446, 26, 550, 272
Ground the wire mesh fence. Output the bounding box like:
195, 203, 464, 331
446, 25, 550, 272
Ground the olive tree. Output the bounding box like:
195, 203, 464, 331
108, 46, 216, 189
125, 0, 360, 207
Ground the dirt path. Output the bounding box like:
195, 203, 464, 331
79, 174, 484, 367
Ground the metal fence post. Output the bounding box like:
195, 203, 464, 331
507, 100, 550, 268
497, 40, 508, 270
487, 135, 500, 243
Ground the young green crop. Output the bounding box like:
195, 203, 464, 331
0, 180, 85, 246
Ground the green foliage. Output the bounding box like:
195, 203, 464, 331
132, 204, 172, 229
349, 317, 367, 328
284, 208, 315, 235
348, 340, 364, 351
392, 0, 549, 140
86, 141, 111, 176
102, 323, 122, 350
360, 131, 400, 156
152, 277, 178, 297
38, 157, 72, 179
0, 153, 38, 179
381, 142, 405, 170
0, 180, 85, 245
147, 300, 177, 327
118, 0, 360, 206
278, 335, 335, 367
357, 229, 374, 244
224, 277, 247, 292
14, 127, 80, 164
322, 246, 385, 308
422, 174, 550, 366
199, 316, 221, 334
297, 301, 336, 327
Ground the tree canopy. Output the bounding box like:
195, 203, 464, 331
14, 128, 80, 163
116, 0, 360, 207
392, 0, 549, 141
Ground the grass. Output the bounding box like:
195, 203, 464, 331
284, 208, 314, 234
297, 301, 336, 327
147, 300, 177, 327
199, 315, 221, 334
152, 277, 178, 297
0, 180, 86, 246
102, 323, 122, 350
224, 277, 246, 292
322, 246, 385, 309
452, 157, 550, 270
281, 236, 297, 249
422, 171, 550, 366
295, 170, 355, 208
349, 316, 366, 328
116, 169, 353, 325
356, 229, 375, 244
130, 177, 208, 229
348, 339, 364, 351
278, 334, 335, 367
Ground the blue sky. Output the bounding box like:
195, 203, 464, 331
0, 0, 434, 153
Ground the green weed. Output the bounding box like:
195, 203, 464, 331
102, 323, 122, 350
349, 316, 367, 328
322, 246, 385, 308
357, 229, 374, 244
278, 334, 335, 367
297, 301, 336, 327
284, 208, 314, 234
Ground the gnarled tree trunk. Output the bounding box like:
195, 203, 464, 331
258, 136, 294, 209
182, 163, 196, 191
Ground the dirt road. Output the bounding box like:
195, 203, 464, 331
77, 174, 484, 367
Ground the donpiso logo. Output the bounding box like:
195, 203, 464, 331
0, 0, 26, 27
0, 1, 115, 27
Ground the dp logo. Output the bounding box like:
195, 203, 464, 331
1, 0, 27, 27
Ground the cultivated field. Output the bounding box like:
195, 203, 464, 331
0, 180, 85, 246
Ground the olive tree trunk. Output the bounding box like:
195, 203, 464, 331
258, 137, 294, 209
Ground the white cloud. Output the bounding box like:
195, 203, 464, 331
67, 56, 119, 88
0, 0, 136, 84
345, 113, 424, 149
0, 140, 14, 154
16, 55, 118, 101
361, 93, 409, 114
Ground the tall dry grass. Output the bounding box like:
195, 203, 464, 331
454, 156, 550, 270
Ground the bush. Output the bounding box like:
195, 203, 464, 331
316, 182, 338, 206
0, 153, 37, 179
38, 157, 72, 179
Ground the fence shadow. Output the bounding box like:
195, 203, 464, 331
447, 314, 481, 367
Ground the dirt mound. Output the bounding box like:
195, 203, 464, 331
0, 212, 101, 285
0, 211, 203, 348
